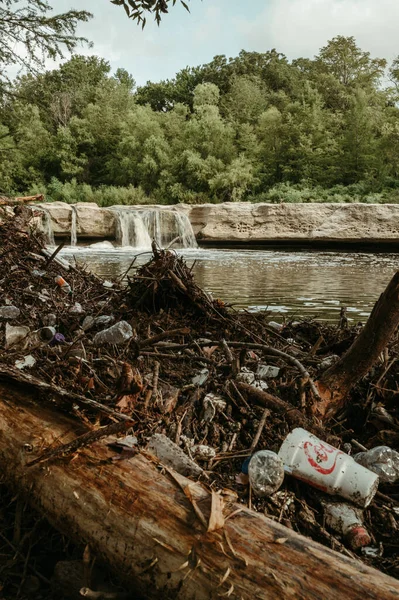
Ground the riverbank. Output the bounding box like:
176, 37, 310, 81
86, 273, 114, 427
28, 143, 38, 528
34, 201, 399, 245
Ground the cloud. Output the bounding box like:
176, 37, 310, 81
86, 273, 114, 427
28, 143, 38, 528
236, 0, 399, 64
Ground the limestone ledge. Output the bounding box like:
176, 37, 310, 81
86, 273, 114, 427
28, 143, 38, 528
31, 201, 399, 243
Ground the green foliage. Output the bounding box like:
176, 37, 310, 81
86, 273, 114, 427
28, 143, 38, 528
0, 1, 92, 90
110, 0, 191, 27
1, 36, 399, 205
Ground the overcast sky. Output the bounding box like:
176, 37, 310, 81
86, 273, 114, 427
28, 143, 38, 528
50, 0, 399, 86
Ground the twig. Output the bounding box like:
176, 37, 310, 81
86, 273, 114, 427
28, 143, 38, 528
250, 408, 270, 453
44, 238, 66, 268
27, 420, 134, 467
151, 361, 160, 404
140, 328, 190, 348
154, 340, 320, 401
0, 366, 133, 422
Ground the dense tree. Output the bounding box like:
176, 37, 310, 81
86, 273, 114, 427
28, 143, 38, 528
1, 35, 399, 205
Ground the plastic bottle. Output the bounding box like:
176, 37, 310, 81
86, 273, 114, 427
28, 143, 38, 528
278, 428, 379, 507
54, 275, 71, 294
323, 502, 371, 549
248, 450, 285, 497
92, 321, 133, 346
354, 446, 399, 483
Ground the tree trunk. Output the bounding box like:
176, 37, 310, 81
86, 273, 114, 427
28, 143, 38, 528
313, 271, 399, 421
1, 383, 399, 600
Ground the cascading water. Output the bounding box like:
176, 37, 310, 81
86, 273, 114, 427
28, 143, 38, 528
40, 209, 55, 245
111, 207, 197, 249
113, 209, 152, 248
70, 205, 78, 246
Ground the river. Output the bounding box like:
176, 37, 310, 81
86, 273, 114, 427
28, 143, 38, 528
59, 245, 399, 323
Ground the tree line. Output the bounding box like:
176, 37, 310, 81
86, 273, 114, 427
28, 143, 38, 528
1, 35, 399, 205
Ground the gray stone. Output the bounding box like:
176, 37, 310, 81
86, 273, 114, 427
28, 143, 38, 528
147, 433, 203, 477
0, 305, 20, 319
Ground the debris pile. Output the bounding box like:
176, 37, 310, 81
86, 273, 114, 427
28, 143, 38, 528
1, 210, 399, 597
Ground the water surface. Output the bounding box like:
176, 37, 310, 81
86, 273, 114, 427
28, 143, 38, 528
59, 246, 399, 323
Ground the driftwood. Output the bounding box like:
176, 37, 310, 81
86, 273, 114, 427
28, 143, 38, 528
313, 271, 399, 421
1, 383, 399, 600
0, 193, 44, 205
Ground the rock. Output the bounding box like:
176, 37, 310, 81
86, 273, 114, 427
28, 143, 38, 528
69, 302, 84, 315
147, 433, 203, 477
75, 203, 116, 239
0, 305, 20, 319
186, 202, 399, 243
32, 202, 399, 244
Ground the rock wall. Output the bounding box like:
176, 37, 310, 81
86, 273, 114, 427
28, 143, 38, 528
32, 201, 399, 244
36, 202, 116, 239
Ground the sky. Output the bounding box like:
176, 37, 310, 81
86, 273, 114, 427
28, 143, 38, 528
49, 0, 399, 86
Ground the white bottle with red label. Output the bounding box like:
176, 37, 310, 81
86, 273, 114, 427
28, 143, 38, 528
323, 501, 371, 549
278, 428, 379, 507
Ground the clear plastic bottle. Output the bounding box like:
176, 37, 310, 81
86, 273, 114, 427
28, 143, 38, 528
248, 450, 285, 497
92, 321, 133, 346
323, 502, 371, 549
354, 446, 399, 483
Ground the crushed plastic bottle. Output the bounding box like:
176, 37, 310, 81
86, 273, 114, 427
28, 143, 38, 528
323, 502, 371, 549
92, 321, 133, 346
257, 364, 280, 379
192, 368, 209, 387
248, 450, 285, 497
202, 393, 226, 423
5, 324, 30, 349
54, 275, 71, 294
0, 306, 20, 320
354, 446, 399, 483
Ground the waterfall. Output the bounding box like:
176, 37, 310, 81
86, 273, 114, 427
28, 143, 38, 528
113, 208, 152, 248
111, 207, 197, 249
70, 205, 78, 246
40, 209, 55, 245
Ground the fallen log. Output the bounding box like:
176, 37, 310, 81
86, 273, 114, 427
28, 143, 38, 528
1, 384, 399, 599
313, 271, 399, 421
0, 193, 44, 205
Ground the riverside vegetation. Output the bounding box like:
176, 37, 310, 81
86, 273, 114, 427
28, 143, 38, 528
2, 36, 399, 206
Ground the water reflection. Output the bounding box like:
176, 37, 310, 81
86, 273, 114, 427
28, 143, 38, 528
59, 246, 399, 322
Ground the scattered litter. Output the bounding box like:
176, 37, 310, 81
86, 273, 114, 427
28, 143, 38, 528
354, 446, 399, 483
15, 355, 36, 370
248, 450, 284, 497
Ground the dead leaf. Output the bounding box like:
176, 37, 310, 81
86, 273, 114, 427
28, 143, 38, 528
235, 472, 249, 486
